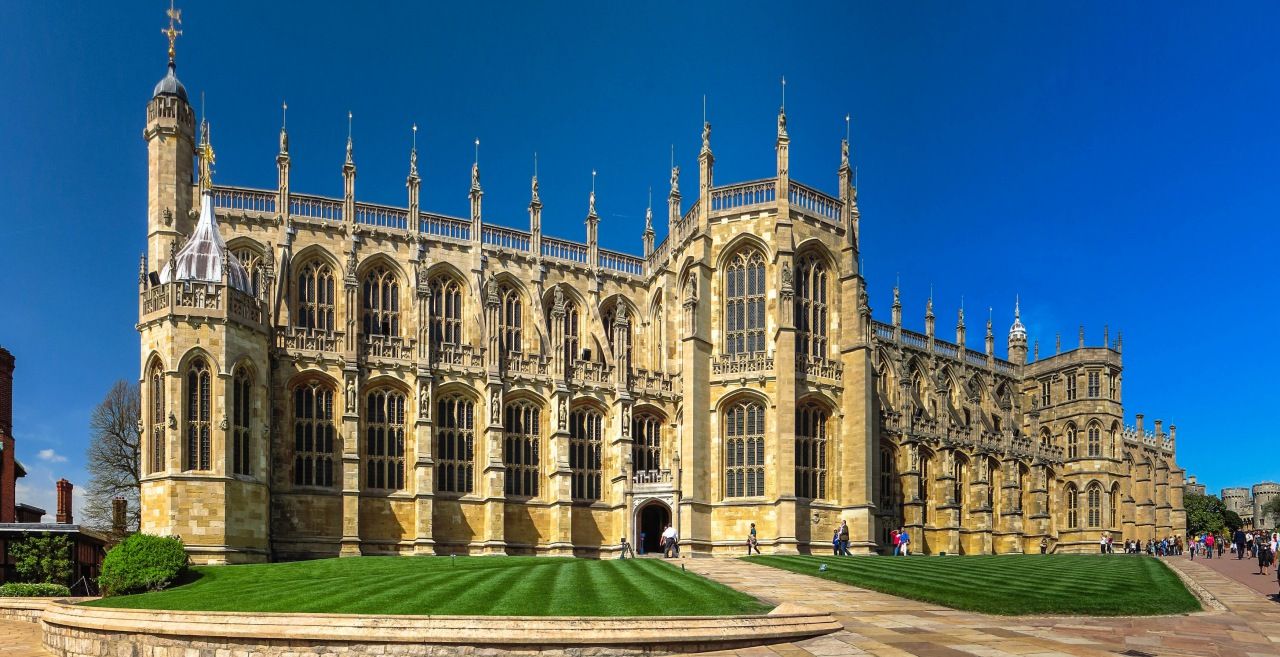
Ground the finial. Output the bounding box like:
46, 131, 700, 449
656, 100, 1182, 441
162, 0, 183, 66
702, 94, 707, 125
591, 169, 597, 194
588, 170, 598, 217
648, 186, 653, 211
345, 111, 353, 164
1014, 294, 1021, 319
474, 138, 480, 165
670, 144, 674, 170
845, 114, 851, 143
282, 101, 288, 129
533, 151, 538, 178
781, 75, 786, 111
409, 123, 418, 176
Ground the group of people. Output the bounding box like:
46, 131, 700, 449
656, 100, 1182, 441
1228, 529, 1278, 575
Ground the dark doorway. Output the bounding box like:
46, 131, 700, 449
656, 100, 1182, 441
638, 502, 670, 555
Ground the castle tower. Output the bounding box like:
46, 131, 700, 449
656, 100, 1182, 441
144, 7, 196, 276
1007, 298, 1027, 365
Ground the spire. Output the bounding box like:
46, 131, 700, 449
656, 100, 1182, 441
644, 187, 653, 233
891, 277, 902, 327
587, 169, 598, 220
924, 289, 935, 337
777, 76, 788, 139
197, 110, 214, 192
1009, 295, 1027, 339
530, 155, 541, 205
406, 123, 421, 223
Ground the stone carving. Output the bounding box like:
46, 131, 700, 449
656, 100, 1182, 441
418, 382, 430, 419
670, 165, 680, 194
685, 275, 697, 302
553, 285, 565, 313
168, 412, 177, 429
346, 247, 357, 278
558, 397, 567, 430
345, 377, 356, 413
486, 274, 499, 305
701, 121, 711, 151
163, 207, 173, 226
491, 389, 501, 425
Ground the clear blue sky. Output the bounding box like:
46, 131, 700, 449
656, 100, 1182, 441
1, 1, 1276, 516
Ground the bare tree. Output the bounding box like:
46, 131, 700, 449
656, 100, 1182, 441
84, 381, 141, 532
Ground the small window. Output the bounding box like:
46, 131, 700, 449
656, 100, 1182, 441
1087, 371, 1100, 398
1065, 374, 1077, 401
1041, 380, 1051, 407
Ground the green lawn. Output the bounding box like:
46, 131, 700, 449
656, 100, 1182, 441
746, 554, 1200, 616
84, 556, 771, 616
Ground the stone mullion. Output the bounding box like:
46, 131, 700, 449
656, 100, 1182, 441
546, 390, 573, 556
339, 369, 361, 557
412, 369, 435, 555
480, 288, 507, 555
969, 456, 994, 554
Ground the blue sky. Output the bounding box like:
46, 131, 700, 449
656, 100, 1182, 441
1, 1, 1276, 515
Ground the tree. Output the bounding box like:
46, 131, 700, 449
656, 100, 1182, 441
11, 533, 73, 584
1263, 496, 1280, 529
1184, 492, 1227, 536
1222, 510, 1243, 532
84, 380, 141, 532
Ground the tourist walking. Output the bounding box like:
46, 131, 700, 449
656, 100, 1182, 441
661, 523, 679, 558
898, 527, 911, 556
746, 522, 761, 555
1259, 533, 1272, 576
832, 526, 841, 555
1040, 537, 1048, 554
891, 529, 901, 556
1099, 534, 1108, 554
838, 520, 851, 556
1205, 532, 1215, 559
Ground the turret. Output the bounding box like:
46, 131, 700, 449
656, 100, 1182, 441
407, 124, 420, 221
1007, 297, 1028, 365
145, 7, 196, 277
955, 304, 966, 347
586, 172, 599, 271
342, 112, 355, 226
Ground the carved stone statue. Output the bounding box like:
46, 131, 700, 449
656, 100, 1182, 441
670, 166, 680, 193
419, 383, 430, 419
781, 261, 793, 289
615, 299, 628, 323
553, 285, 565, 313
471, 162, 481, 190
701, 121, 711, 151
685, 275, 697, 302
491, 390, 501, 425
417, 265, 429, 289
777, 107, 787, 135
346, 377, 356, 413
558, 397, 567, 430
486, 274, 499, 305
346, 247, 357, 277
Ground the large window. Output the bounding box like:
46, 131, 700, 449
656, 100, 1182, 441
724, 399, 765, 498
365, 390, 406, 490
293, 381, 336, 487
149, 363, 165, 474
563, 297, 580, 363
503, 400, 540, 497
795, 254, 828, 360
986, 458, 998, 511
918, 450, 931, 522
1087, 483, 1102, 528
1065, 373, 1077, 401
296, 261, 335, 331
436, 395, 475, 494
429, 275, 463, 348
1109, 372, 1118, 400
1087, 371, 1100, 398
795, 403, 828, 499
1040, 380, 1051, 407
879, 447, 895, 510
1110, 483, 1120, 528
500, 284, 523, 354
184, 357, 211, 471
361, 266, 400, 336
603, 302, 631, 365
1087, 423, 1102, 457
231, 367, 252, 476
953, 454, 967, 509
724, 250, 766, 355
632, 413, 662, 473
1066, 483, 1079, 528
569, 407, 603, 501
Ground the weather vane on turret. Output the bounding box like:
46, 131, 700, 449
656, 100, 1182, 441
162, 1, 182, 65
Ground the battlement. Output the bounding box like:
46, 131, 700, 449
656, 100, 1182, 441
1119, 424, 1174, 454
870, 320, 1019, 376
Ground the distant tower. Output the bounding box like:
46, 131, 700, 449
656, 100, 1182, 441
1007, 298, 1027, 365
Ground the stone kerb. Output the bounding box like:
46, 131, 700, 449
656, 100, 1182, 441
34, 599, 840, 657
0, 597, 95, 623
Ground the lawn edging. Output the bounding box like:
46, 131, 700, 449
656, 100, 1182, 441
29, 598, 840, 657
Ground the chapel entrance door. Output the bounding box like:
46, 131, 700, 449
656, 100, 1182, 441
638, 501, 670, 554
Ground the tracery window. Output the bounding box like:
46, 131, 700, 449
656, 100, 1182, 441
436, 395, 475, 494
1087, 371, 1101, 398
724, 249, 766, 355
1041, 380, 1051, 407
563, 298, 580, 364
1110, 483, 1120, 527
650, 301, 664, 370
1087, 483, 1102, 528
503, 400, 540, 497
231, 367, 252, 476
569, 407, 603, 501
293, 381, 336, 487
1087, 423, 1102, 457
1108, 372, 1118, 400
724, 399, 765, 498
953, 455, 967, 508
365, 389, 406, 490
1066, 373, 1077, 401
603, 302, 631, 366
361, 266, 400, 337
632, 413, 662, 473
184, 357, 211, 471
500, 284, 523, 354
1066, 483, 1079, 528
232, 247, 263, 298
986, 458, 998, 511
1066, 425, 1079, 459
149, 363, 165, 474
429, 275, 463, 348
795, 254, 828, 360
795, 403, 828, 500
919, 451, 931, 522
879, 448, 895, 510
296, 261, 336, 332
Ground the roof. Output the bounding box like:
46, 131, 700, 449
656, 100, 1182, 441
160, 191, 253, 294
13, 459, 25, 478
15, 504, 45, 514
152, 62, 188, 101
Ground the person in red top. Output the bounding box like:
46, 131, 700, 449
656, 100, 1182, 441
1205, 532, 1215, 559
891, 529, 901, 556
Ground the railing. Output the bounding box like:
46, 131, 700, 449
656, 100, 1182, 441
355, 202, 409, 230
797, 356, 843, 380
672, 200, 699, 244
874, 320, 1018, 374
633, 469, 672, 485
483, 224, 532, 252
542, 236, 588, 264
965, 349, 988, 367
599, 249, 644, 276
649, 234, 671, 268
211, 186, 276, 215
712, 352, 774, 375
571, 360, 613, 386
505, 352, 548, 376
631, 368, 676, 394
227, 288, 263, 324
142, 284, 169, 314
362, 335, 416, 361
289, 194, 343, 222
710, 178, 776, 213
434, 343, 484, 369
420, 213, 472, 241
900, 329, 928, 350
276, 327, 343, 352
872, 321, 895, 341
140, 282, 263, 327
932, 341, 959, 359
787, 181, 843, 223
173, 283, 221, 310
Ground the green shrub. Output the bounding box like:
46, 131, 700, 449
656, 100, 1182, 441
10, 533, 73, 584
0, 582, 72, 597
98, 534, 188, 596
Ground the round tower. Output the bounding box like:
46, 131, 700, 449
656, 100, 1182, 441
1007, 298, 1027, 365
1252, 482, 1280, 529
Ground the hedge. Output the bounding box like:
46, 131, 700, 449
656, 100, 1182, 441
98, 534, 188, 596
0, 582, 72, 597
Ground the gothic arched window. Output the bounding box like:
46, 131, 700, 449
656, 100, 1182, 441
953, 454, 967, 509
632, 413, 662, 473
569, 407, 603, 501
563, 297, 580, 364
296, 261, 335, 332
436, 395, 475, 494
232, 246, 263, 298
503, 400, 540, 497
603, 302, 631, 366
795, 402, 828, 500
724, 399, 765, 498
879, 447, 895, 511
429, 275, 463, 348
184, 357, 211, 471
149, 362, 166, 474
293, 381, 336, 487
1066, 483, 1079, 528
724, 249, 766, 355
918, 450, 932, 522
231, 367, 252, 476
795, 253, 828, 360
1087, 483, 1102, 528
361, 266, 400, 337
986, 458, 998, 511
500, 284, 523, 354
1110, 483, 1121, 528
365, 389, 406, 490
1066, 424, 1079, 459
1087, 423, 1102, 457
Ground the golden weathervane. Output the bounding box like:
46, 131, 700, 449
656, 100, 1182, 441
162, 1, 183, 64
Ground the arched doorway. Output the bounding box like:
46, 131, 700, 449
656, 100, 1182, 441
637, 501, 670, 555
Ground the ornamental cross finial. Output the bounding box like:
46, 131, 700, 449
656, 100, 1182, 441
162, 1, 182, 65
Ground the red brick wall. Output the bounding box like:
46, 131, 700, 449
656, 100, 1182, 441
0, 347, 14, 524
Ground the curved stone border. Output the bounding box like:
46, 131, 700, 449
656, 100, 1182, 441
23, 599, 840, 657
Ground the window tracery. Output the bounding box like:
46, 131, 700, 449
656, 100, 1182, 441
569, 407, 603, 501
231, 367, 252, 476
149, 363, 166, 474
296, 261, 336, 332
724, 250, 766, 355
365, 389, 406, 490
795, 402, 828, 499
429, 275, 463, 348
503, 400, 540, 497
436, 395, 475, 494
632, 412, 662, 473
184, 357, 211, 471
795, 253, 828, 360
724, 399, 765, 498
293, 381, 336, 487
361, 266, 400, 337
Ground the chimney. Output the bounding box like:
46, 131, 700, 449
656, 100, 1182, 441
56, 478, 72, 524
0, 347, 12, 524
0, 347, 13, 437
112, 497, 127, 534
1135, 413, 1144, 435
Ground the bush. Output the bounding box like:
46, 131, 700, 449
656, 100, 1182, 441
0, 582, 72, 597
98, 534, 188, 596
10, 533, 74, 584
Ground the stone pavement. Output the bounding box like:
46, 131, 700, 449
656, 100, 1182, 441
684, 557, 1280, 657
1192, 551, 1280, 598
0, 621, 45, 657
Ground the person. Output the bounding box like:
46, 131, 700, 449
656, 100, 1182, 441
1099, 534, 1108, 554
661, 523, 679, 558
891, 529, 901, 556
1205, 532, 1215, 559
832, 527, 841, 555
1237, 529, 1248, 559
1040, 537, 1048, 554
898, 526, 911, 556
618, 536, 635, 559
637, 530, 646, 555
1259, 533, 1272, 576
1217, 532, 1226, 557
746, 522, 761, 555
838, 520, 851, 556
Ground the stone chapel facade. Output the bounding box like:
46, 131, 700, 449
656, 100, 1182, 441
137, 40, 1186, 564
